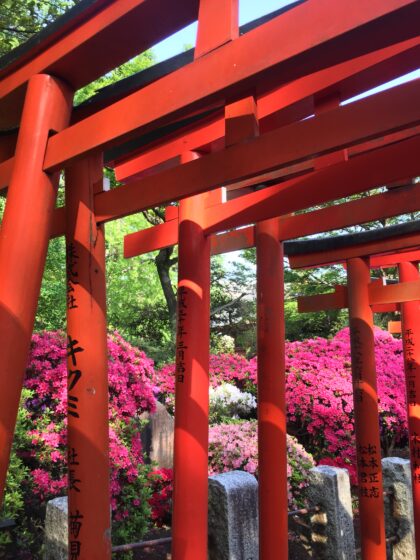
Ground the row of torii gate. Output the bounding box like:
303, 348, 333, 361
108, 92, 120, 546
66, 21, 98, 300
0, 0, 419, 559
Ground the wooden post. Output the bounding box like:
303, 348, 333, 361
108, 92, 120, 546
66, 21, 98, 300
256, 218, 288, 560
65, 155, 111, 560
171, 153, 211, 560
0, 74, 72, 504
347, 257, 386, 559
399, 260, 420, 558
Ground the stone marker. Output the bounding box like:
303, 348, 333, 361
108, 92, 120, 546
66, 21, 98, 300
140, 401, 174, 468
306, 465, 355, 560
208, 470, 258, 560
382, 457, 415, 560
44, 496, 68, 560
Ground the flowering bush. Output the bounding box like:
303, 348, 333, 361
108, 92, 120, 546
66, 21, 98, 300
147, 468, 173, 527
155, 353, 257, 411
286, 327, 406, 480
208, 421, 315, 507
157, 328, 407, 480
209, 383, 256, 424
2, 331, 159, 557
138, 422, 314, 520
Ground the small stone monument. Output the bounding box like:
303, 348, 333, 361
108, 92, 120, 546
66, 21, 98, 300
306, 465, 355, 560
208, 470, 259, 560
140, 401, 174, 468
44, 496, 68, 560
382, 457, 415, 560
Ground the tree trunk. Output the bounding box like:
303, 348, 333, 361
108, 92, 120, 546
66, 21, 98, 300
155, 247, 177, 332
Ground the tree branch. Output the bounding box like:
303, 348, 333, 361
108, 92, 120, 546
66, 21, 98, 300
210, 293, 247, 317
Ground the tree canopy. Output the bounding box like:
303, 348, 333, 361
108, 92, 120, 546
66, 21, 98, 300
0, 0, 77, 56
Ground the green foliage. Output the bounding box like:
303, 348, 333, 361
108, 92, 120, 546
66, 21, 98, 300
74, 52, 155, 105
285, 301, 347, 342
284, 265, 348, 340
0, 0, 76, 56
0, 390, 36, 552
210, 255, 257, 354
35, 236, 66, 331
112, 464, 152, 560
104, 215, 174, 360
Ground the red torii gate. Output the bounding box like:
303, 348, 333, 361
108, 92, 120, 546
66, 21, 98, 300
125, 182, 420, 558
288, 228, 420, 558
0, 0, 418, 559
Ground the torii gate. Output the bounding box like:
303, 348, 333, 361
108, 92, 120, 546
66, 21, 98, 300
0, 1, 419, 559
125, 206, 420, 560
286, 226, 420, 558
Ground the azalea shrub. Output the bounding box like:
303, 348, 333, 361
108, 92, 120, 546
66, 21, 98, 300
1, 331, 159, 557
157, 328, 407, 480
208, 421, 315, 508
138, 422, 315, 524
286, 327, 406, 480
209, 383, 256, 424
155, 353, 257, 412
1, 326, 407, 557
147, 467, 173, 527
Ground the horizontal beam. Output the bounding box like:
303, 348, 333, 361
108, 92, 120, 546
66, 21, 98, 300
374, 303, 400, 313
298, 286, 348, 313
43, 0, 420, 171
370, 249, 420, 268
93, 82, 420, 224
226, 123, 420, 197
0, 0, 199, 129
369, 278, 420, 304
114, 37, 420, 182
124, 219, 178, 258
288, 230, 420, 269
388, 320, 402, 333
123, 181, 420, 259
279, 183, 420, 242
298, 279, 419, 312
204, 130, 420, 235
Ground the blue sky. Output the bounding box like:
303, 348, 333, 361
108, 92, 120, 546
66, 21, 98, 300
151, 0, 419, 100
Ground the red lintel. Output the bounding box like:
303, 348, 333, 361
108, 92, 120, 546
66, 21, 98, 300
42, 0, 420, 172
369, 278, 420, 305
122, 181, 420, 260
90, 83, 420, 224
114, 38, 420, 183
297, 283, 413, 312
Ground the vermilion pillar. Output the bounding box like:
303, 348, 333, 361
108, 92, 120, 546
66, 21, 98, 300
256, 218, 288, 560
0, 74, 72, 504
172, 153, 210, 560
399, 260, 420, 557
65, 155, 111, 560
347, 257, 386, 559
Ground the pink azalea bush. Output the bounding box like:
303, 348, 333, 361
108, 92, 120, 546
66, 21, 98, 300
286, 327, 406, 480
5, 331, 159, 555
155, 353, 257, 411
157, 328, 407, 480
208, 421, 315, 507
147, 467, 173, 527
137, 422, 315, 523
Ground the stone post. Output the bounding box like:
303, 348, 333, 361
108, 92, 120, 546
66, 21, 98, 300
382, 457, 415, 559
140, 401, 174, 468
208, 471, 259, 560
44, 497, 68, 560
306, 465, 355, 560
